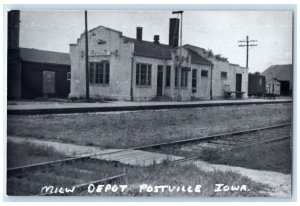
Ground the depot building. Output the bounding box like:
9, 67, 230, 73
69, 18, 248, 101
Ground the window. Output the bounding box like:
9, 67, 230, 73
192, 69, 197, 92
175, 67, 189, 87
181, 68, 188, 87
175, 67, 178, 87
89, 62, 110, 85
136, 63, 152, 86
67, 72, 71, 81
105, 63, 110, 84
89, 63, 95, 84
221, 71, 227, 80
165, 66, 171, 87
201, 70, 208, 78
95, 63, 103, 83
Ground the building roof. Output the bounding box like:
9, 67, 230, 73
20, 48, 70, 65
187, 48, 212, 65
266, 78, 281, 84
184, 44, 207, 53
73, 25, 222, 64
262, 64, 292, 82
124, 37, 213, 64
184, 44, 244, 67
125, 37, 172, 59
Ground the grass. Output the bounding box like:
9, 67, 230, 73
7, 141, 270, 197
7, 140, 66, 168
7, 104, 292, 149
7, 141, 125, 195
80, 162, 270, 197
200, 139, 292, 174
7, 158, 125, 195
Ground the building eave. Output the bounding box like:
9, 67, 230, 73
133, 53, 172, 60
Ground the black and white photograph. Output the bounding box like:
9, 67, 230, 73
4, 6, 294, 199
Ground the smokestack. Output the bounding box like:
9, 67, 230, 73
154, 35, 160, 44
136, 27, 143, 41
169, 18, 179, 48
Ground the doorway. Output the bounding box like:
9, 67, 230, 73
235, 73, 242, 98
43, 71, 55, 96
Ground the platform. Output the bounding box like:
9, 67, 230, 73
7, 98, 292, 115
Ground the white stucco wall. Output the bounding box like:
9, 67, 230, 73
132, 56, 169, 101
208, 59, 248, 99
190, 64, 212, 100
69, 26, 134, 100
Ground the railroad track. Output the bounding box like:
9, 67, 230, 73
135, 123, 292, 150
7, 123, 292, 195
143, 123, 292, 163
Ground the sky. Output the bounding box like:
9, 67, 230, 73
19, 10, 293, 73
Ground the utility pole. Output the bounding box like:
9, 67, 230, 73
172, 11, 183, 101
238, 36, 258, 68
85, 10, 90, 102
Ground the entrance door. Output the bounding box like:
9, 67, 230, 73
157, 65, 163, 96
235, 73, 242, 98
43, 71, 55, 96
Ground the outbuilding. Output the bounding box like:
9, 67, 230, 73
19, 48, 71, 99
7, 11, 71, 100
266, 78, 281, 96
262, 64, 292, 96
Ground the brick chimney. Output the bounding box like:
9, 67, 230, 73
169, 18, 179, 47
136, 27, 143, 41
154, 35, 160, 44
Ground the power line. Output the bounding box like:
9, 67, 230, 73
238, 36, 258, 68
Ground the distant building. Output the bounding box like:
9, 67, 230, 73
7, 10, 71, 99
262, 64, 292, 96
69, 18, 248, 101
19, 48, 70, 99
266, 78, 281, 96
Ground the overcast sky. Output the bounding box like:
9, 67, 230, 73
19, 10, 293, 73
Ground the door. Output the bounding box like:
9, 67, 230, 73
157, 65, 163, 96
235, 73, 242, 98
280, 81, 289, 96
43, 71, 55, 95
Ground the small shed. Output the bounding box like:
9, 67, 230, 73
266, 78, 281, 95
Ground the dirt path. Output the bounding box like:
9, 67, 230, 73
8, 136, 121, 156
191, 160, 291, 197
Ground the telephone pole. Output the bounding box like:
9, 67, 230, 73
84, 10, 90, 102
238, 36, 258, 68
172, 10, 183, 101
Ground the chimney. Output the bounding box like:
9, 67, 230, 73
136, 27, 143, 41
154, 35, 160, 44
169, 18, 179, 48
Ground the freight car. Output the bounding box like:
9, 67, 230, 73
248, 73, 266, 97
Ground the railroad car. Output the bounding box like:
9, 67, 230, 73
248, 73, 266, 97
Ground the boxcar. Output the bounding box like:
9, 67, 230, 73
248, 73, 266, 97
